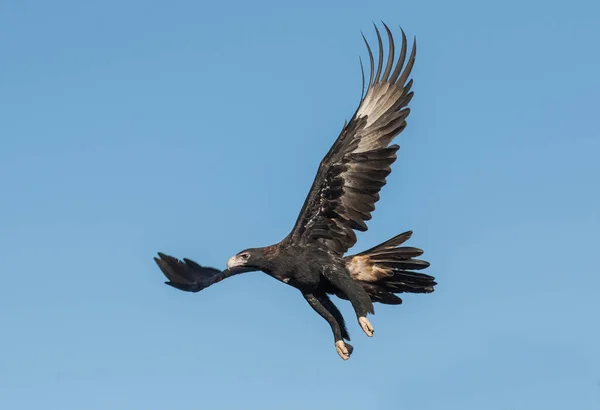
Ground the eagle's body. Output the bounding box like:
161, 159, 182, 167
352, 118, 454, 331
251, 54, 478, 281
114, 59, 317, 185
256, 245, 336, 290
154, 23, 436, 360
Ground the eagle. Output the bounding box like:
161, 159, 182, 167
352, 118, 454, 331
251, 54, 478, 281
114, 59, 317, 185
154, 23, 436, 360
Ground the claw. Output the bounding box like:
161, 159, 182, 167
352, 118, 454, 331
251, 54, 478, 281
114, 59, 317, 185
335, 340, 353, 360
359, 316, 374, 337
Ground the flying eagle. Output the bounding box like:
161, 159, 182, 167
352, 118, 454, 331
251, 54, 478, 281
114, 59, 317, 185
154, 23, 436, 360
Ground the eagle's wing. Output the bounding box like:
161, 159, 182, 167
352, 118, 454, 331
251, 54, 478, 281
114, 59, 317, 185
284, 24, 417, 255
154, 253, 230, 292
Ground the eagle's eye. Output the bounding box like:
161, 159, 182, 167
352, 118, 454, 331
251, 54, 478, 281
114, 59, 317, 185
239, 252, 250, 260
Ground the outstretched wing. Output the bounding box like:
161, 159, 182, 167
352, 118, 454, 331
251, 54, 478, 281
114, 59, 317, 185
284, 24, 417, 255
154, 252, 228, 292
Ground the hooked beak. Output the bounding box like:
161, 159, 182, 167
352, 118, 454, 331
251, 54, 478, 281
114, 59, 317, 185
226, 255, 255, 274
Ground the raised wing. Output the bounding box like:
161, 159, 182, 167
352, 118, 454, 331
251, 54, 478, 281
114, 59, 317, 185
285, 24, 417, 255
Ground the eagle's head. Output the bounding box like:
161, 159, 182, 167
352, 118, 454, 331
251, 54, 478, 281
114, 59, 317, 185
226, 248, 266, 274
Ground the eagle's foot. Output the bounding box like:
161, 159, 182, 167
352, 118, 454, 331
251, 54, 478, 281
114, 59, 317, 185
335, 340, 353, 360
359, 316, 374, 337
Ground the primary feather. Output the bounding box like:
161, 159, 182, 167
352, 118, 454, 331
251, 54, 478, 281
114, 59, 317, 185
285, 23, 417, 255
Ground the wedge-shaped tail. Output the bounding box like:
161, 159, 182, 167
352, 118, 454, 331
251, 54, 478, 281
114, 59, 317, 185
344, 231, 436, 304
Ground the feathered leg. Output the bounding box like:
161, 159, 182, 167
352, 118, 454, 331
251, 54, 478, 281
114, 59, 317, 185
322, 266, 375, 337
303, 293, 354, 360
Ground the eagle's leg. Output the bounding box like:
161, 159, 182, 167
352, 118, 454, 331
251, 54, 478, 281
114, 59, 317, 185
322, 266, 376, 337
303, 293, 354, 360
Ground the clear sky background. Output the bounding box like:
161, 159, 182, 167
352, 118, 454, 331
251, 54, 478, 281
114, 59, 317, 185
1, 1, 599, 409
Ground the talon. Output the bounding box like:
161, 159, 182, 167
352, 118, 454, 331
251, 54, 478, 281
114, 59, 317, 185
359, 316, 374, 337
335, 340, 352, 360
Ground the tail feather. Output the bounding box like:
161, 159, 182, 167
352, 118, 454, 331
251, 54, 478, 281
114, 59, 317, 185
367, 246, 424, 258
373, 258, 430, 270
382, 271, 436, 293
355, 231, 414, 255
345, 230, 436, 305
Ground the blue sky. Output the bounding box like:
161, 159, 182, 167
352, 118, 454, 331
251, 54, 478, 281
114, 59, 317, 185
1, 0, 599, 409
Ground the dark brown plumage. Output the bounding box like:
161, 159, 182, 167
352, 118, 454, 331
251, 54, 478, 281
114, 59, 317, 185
154, 23, 436, 360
